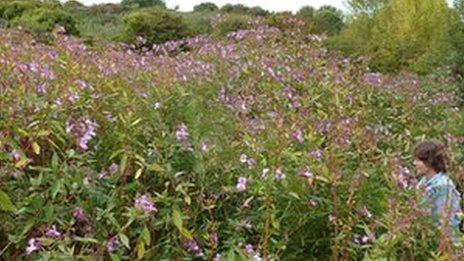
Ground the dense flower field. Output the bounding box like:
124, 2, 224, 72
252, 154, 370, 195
1, 21, 464, 259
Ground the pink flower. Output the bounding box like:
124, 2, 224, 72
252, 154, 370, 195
75, 79, 92, 90
66, 117, 98, 151
292, 129, 304, 142
67, 92, 80, 103
309, 149, 323, 160
353, 234, 371, 245
98, 170, 107, 179
236, 177, 248, 192
73, 207, 87, 222
11, 150, 20, 162
45, 225, 62, 239
298, 168, 313, 179
210, 232, 218, 245
309, 199, 319, 208
239, 219, 252, 230
135, 194, 158, 214
260, 168, 270, 178
358, 206, 373, 219
175, 123, 189, 142
36, 83, 47, 94
183, 239, 204, 257
107, 236, 119, 252
246, 158, 256, 169
275, 167, 285, 180
26, 238, 42, 255
329, 214, 336, 223
109, 163, 118, 174
240, 154, 248, 163
245, 244, 255, 255
200, 140, 211, 152
175, 123, 193, 152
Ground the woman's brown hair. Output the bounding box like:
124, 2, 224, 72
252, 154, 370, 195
413, 140, 450, 173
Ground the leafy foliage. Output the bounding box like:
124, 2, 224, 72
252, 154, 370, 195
331, 0, 455, 74
121, 9, 190, 46
120, 0, 166, 10
0, 19, 463, 259
15, 7, 79, 35
193, 2, 218, 13
1, 0, 464, 260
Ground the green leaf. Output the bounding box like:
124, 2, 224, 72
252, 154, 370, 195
172, 208, 183, 231
119, 233, 130, 249
227, 249, 236, 261
135, 168, 143, 179
73, 237, 100, 244
141, 226, 150, 245
131, 118, 142, 126
120, 154, 128, 174
148, 163, 164, 172
0, 190, 16, 212
109, 253, 121, 261
288, 192, 300, 200
51, 152, 59, 169
14, 158, 28, 169
136, 240, 145, 259
172, 207, 192, 239
50, 180, 62, 199
32, 142, 40, 155
316, 176, 330, 183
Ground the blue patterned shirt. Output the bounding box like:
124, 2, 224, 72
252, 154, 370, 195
418, 172, 462, 229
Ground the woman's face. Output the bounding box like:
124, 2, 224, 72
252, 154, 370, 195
413, 158, 431, 175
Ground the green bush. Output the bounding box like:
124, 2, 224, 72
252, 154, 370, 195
212, 14, 250, 37
327, 14, 373, 56
89, 3, 123, 15
329, 0, 455, 75
121, 0, 166, 10
248, 6, 269, 17
312, 6, 345, 35
121, 9, 190, 45
15, 7, 79, 35
265, 12, 309, 34
63, 0, 84, 10
183, 12, 215, 35
0, 0, 39, 21
218, 4, 269, 17
193, 2, 218, 13
219, 3, 249, 14
296, 5, 315, 21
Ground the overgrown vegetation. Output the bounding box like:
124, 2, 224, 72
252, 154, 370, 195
1, 0, 464, 259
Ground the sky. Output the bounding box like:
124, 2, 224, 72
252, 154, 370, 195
76, 0, 455, 13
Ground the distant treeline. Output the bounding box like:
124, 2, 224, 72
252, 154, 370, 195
1, 0, 464, 82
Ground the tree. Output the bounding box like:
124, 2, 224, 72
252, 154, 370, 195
220, 4, 249, 14
121, 0, 166, 9
347, 0, 387, 17
297, 5, 315, 21
63, 0, 84, 10
193, 2, 218, 12
248, 6, 269, 17
312, 5, 345, 34
369, 0, 453, 73
455, 0, 464, 19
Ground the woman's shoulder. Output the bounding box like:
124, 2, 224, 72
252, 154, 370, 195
427, 173, 456, 188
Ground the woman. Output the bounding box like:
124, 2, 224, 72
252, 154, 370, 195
413, 140, 462, 243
